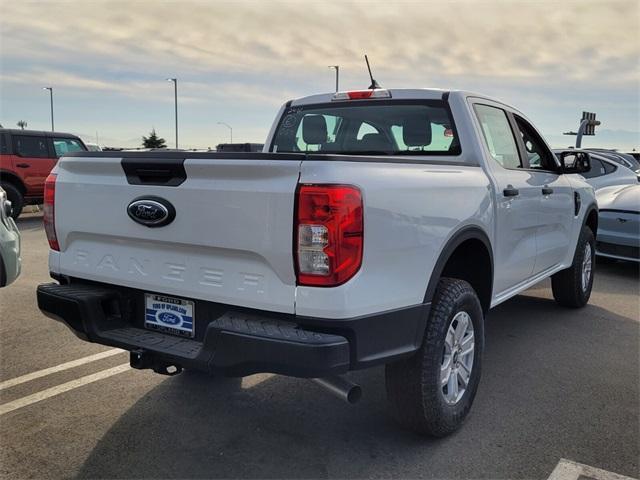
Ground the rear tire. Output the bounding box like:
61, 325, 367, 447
1, 183, 24, 219
385, 278, 484, 437
551, 226, 595, 308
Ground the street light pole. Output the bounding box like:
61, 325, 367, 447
166, 78, 178, 148
217, 122, 233, 143
42, 87, 54, 131
328, 65, 339, 92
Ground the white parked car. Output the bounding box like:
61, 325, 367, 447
0, 187, 21, 287
37, 88, 598, 437
84, 143, 102, 152
554, 149, 639, 191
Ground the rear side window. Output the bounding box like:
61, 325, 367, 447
474, 104, 521, 169
52, 138, 85, 156
582, 157, 616, 178
603, 160, 616, 174
581, 158, 606, 178
14, 135, 49, 158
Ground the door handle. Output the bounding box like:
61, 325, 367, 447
542, 187, 554, 195
503, 187, 519, 197
16, 163, 30, 168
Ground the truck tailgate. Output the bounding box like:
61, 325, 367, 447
51, 154, 303, 313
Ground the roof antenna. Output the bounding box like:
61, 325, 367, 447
365, 54, 381, 89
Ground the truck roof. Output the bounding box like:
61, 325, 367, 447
290, 88, 518, 111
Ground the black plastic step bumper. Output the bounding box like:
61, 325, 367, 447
37, 280, 429, 378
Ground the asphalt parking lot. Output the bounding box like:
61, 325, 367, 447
0, 214, 638, 479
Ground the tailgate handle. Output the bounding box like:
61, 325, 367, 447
136, 168, 173, 183
121, 158, 186, 186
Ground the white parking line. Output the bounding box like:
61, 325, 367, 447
0, 349, 124, 391
0, 363, 131, 416
548, 458, 637, 480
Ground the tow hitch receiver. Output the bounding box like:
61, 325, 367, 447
130, 350, 183, 376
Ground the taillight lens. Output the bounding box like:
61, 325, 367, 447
295, 184, 363, 286
332, 89, 392, 101
44, 173, 59, 251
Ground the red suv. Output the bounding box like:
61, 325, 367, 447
0, 129, 87, 218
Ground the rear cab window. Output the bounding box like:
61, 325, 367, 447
271, 100, 461, 156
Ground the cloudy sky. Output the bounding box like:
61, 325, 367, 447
1, 0, 638, 150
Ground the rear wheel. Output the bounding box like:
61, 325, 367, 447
1, 183, 23, 219
385, 278, 484, 437
551, 226, 595, 308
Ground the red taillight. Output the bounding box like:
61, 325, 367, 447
295, 184, 363, 287
44, 173, 59, 251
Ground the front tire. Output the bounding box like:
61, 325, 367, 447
385, 278, 484, 437
551, 226, 595, 308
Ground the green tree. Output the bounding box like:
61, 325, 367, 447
142, 128, 166, 149
16, 120, 27, 130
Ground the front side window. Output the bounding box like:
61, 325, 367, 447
52, 138, 85, 157
271, 101, 460, 156
14, 135, 49, 158
513, 115, 557, 171
474, 104, 521, 169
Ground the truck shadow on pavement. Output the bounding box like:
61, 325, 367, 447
77, 294, 639, 479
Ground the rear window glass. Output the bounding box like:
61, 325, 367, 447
14, 135, 49, 158
52, 138, 85, 156
271, 101, 460, 156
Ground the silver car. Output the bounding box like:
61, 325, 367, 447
0, 187, 21, 287
595, 184, 639, 262
554, 150, 639, 191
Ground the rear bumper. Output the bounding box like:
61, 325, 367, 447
37, 280, 428, 378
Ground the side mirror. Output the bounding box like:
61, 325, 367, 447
559, 151, 591, 174
2, 199, 12, 219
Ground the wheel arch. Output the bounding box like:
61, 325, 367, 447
583, 204, 598, 238
423, 226, 494, 313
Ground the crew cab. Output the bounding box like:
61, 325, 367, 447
37, 89, 598, 436
0, 129, 87, 218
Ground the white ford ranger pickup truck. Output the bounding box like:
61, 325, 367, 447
37, 88, 598, 436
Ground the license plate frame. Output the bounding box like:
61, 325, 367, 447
144, 293, 195, 338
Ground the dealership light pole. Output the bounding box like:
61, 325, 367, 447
218, 122, 233, 143
166, 78, 178, 148
42, 87, 54, 131
328, 65, 339, 92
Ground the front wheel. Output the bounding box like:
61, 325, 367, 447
385, 278, 484, 437
551, 226, 595, 308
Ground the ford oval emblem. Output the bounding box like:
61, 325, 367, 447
157, 312, 182, 326
127, 197, 176, 227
